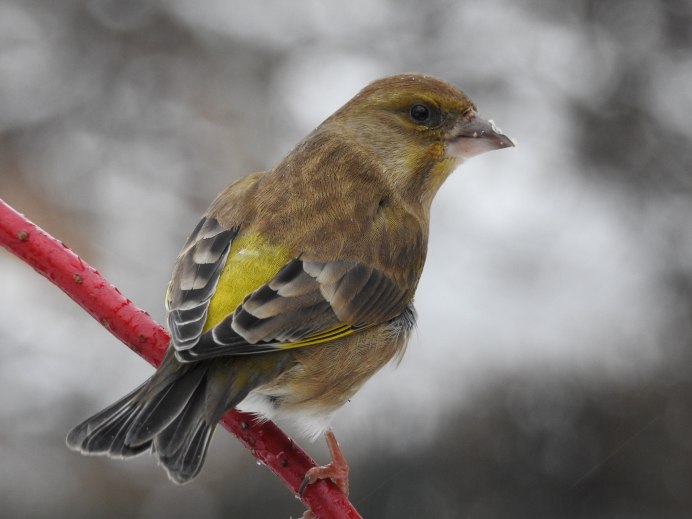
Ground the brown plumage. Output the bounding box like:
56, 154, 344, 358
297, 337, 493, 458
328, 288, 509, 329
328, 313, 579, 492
67, 73, 513, 488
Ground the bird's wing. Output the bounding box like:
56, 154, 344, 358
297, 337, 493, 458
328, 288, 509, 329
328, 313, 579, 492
166, 219, 408, 362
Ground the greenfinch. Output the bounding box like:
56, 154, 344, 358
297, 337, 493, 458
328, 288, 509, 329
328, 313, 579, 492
67, 73, 513, 489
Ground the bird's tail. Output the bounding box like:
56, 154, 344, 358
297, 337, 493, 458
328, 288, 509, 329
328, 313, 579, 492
66, 351, 283, 484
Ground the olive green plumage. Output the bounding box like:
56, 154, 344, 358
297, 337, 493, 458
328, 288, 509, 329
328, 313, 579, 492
67, 73, 513, 484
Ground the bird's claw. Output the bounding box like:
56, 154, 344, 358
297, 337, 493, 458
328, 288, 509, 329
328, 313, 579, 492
299, 429, 350, 499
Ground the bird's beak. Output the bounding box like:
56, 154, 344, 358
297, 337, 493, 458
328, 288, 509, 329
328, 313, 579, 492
446, 113, 515, 159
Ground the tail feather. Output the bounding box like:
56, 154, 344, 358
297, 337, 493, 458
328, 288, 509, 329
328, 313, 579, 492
154, 387, 206, 460
157, 420, 213, 484
125, 364, 207, 447
66, 363, 211, 477
155, 386, 214, 483
67, 354, 289, 483
85, 404, 152, 458
67, 382, 149, 458
152, 361, 262, 483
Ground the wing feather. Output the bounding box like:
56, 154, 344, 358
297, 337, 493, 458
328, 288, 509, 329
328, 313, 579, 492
166, 217, 238, 351
174, 257, 408, 362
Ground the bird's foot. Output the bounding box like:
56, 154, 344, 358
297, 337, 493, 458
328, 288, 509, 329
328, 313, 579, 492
299, 429, 350, 497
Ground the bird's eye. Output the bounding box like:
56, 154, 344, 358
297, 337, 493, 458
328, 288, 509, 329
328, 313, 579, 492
409, 104, 431, 123
408, 103, 443, 128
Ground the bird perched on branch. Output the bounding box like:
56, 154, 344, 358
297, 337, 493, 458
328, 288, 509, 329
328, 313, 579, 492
67, 73, 513, 494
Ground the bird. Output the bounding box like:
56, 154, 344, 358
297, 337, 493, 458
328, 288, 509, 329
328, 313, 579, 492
66, 73, 514, 495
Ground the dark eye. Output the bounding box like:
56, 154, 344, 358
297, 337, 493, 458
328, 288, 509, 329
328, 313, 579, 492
409, 103, 431, 123
408, 103, 442, 127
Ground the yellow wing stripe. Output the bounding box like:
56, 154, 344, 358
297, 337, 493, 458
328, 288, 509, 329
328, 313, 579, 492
204, 232, 293, 332
277, 323, 374, 350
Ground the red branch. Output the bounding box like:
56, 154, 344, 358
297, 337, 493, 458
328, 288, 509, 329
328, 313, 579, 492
0, 198, 361, 519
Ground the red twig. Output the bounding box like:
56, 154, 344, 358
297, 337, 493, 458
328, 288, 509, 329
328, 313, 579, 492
0, 198, 361, 519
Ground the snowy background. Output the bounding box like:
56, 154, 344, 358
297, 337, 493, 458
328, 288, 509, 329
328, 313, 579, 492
1, 0, 692, 517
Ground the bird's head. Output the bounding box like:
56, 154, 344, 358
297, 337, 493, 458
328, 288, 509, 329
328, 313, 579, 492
326, 73, 514, 208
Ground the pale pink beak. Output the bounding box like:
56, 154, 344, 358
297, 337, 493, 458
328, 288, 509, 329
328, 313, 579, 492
446, 114, 515, 158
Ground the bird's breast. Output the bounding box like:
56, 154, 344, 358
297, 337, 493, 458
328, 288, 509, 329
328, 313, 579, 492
239, 306, 416, 437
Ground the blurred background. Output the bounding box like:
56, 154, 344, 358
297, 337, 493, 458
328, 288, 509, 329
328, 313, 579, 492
1, 0, 692, 517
